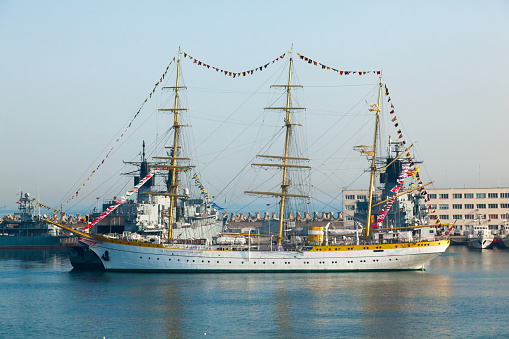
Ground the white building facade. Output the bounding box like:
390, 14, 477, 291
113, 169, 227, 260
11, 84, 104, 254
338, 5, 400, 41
343, 187, 509, 233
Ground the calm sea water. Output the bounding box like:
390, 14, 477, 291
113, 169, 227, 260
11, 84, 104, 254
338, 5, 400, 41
1, 246, 508, 338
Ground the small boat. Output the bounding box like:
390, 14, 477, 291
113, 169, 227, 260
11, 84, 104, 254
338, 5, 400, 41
49, 47, 449, 271
494, 220, 509, 248
467, 217, 494, 249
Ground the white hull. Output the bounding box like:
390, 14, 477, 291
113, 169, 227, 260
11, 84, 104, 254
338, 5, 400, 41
468, 236, 493, 249
86, 239, 450, 272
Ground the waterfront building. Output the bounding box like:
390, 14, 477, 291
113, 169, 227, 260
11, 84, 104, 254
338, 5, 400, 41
343, 187, 509, 233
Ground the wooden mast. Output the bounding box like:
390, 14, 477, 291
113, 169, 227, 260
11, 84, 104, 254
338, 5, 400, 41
365, 74, 383, 240
145, 47, 190, 240
244, 46, 310, 247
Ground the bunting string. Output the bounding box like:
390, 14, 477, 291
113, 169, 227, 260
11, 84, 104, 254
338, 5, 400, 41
82, 168, 160, 230
193, 173, 211, 200
384, 85, 439, 226
62, 57, 176, 208
182, 51, 286, 78
36, 202, 64, 215
296, 53, 381, 76
377, 166, 411, 223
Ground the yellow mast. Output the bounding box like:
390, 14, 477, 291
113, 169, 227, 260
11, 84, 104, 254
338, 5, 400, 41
244, 46, 310, 247
276, 49, 295, 246
167, 47, 182, 240
365, 74, 383, 240
145, 48, 191, 241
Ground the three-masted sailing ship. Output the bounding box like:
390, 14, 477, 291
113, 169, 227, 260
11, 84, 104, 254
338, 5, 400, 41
49, 48, 449, 271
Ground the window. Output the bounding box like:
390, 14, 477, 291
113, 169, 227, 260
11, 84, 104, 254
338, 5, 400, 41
452, 204, 462, 209
476, 193, 486, 199
464, 193, 474, 199
501, 193, 509, 198
346, 216, 355, 221
453, 193, 462, 199
345, 195, 355, 200
465, 204, 474, 209
439, 204, 449, 209
428, 204, 437, 209
489, 214, 498, 219
488, 204, 498, 209
501, 214, 509, 219
453, 215, 462, 220
465, 214, 474, 220
477, 204, 486, 209
345, 205, 355, 210
357, 195, 366, 200
488, 193, 498, 198
439, 215, 449, 220
501, 204, 509, 209
439, 194, 449, 199
489, 225, 499, 230
428, 194, 437, 199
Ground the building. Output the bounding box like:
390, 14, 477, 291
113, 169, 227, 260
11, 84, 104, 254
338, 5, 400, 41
342, 189, 379, 227
423, 188, 509, 233
343, 187, 509, 233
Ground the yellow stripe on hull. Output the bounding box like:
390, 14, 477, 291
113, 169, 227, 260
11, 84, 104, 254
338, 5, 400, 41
309, 240, 450, 252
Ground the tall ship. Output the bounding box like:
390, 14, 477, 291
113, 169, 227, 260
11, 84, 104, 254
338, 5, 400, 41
50, 48, 449, 271
1, 192, 72, 249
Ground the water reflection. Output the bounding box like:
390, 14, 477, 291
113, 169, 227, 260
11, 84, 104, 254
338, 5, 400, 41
1, 246, 509, 337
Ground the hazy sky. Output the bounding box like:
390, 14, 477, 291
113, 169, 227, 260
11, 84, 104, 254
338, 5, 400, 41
1, 1, 508, 215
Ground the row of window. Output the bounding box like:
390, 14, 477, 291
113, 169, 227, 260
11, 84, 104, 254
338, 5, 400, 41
428, 203, 509, 209
438, 214, 509, 220
453, 225, 501, 230
345, 195, 367, 200
428, 193, 509, 199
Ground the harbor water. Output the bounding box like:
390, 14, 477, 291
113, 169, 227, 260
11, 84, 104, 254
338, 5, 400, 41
1, 246, 508, 338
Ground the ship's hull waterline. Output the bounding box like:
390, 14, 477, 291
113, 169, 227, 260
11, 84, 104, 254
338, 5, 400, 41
85, 238, 450, 272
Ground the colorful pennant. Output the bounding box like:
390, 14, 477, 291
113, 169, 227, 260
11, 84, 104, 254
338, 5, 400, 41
82, 168, 160, 230
193, 173, 211, 200
296, 53, 381, 76
183, 51, 286, 78
384, 85, 438, 225
62, 57, 176, 207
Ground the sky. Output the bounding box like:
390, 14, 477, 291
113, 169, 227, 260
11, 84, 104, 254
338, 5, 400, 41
1, 1, 508, 216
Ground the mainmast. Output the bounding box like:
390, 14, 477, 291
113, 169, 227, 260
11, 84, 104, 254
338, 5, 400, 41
365, 74, 383, 240
146, 47, 191, 240
245, 47, 310, 247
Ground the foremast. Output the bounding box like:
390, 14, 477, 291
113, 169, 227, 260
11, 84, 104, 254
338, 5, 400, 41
146, 47, 191, 240
245, 48, 310, 247
365, 74, 383, 240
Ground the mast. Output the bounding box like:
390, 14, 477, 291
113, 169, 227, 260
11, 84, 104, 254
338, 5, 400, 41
365, 74, 383, 240
146, 47, 190, 240
245, 46, 310, 247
